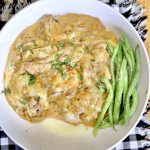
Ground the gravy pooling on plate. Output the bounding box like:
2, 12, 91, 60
4, 14, 117, 126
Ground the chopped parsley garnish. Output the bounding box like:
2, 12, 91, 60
72, 63, 78, 68
52, 59, 67, 79
22, 46, 29, 52
63, 58, 70, 66
60, 70, 67, 79
52, 60, 62, 70
91, 59, 95, 62
85, 46, 91, 53
17, 44, 32, 53
80, 66, 84, 72
52, 17, 59, 22
69, 41, 75, 46
17, 43, 24, 50
28, 74, 36, 86
19, 99, 27, 105
55, 53, 61, 59
32, 40, 37, 47
95, 82, 106, 93
57, 42, 65, 48
29, 49, 34, 54
51, 57, 76, 79
1, 88, 11, 95
78, 75, 83, 81
36, 96, 41, 101
20, 72, 26, 76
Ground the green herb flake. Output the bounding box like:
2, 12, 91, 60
68, 76, 72, 80
29, 49, 34, 54
32, 40, 37, 47
78, 75, 83, 81
22, 46, 29, 53
17, 44, 33, 54
63, 59, 70, 66
57, 42, 65, 48
28, 74, 36, 86
52, 60, 62, 71
20, 72, 26, 76
17, 43, 24, 50
1, 88, 11, 95
91, 59, 95, 62
60, 70, 67, 79
72, 63, 78, 68
95, 82, 106, 93
55, 53, 61, 59
19, 99, 27, 105
52, 17, 59, 22
36, 96, 41, 101
69, 41, 74, 46
80, 66, 84, 72
51, 60, 67, 79
85, 46, 90, 53
51, 57, 73, 79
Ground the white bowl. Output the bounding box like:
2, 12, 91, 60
0, 0, 149, 149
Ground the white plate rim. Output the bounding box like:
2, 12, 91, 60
0, 0, 149, 149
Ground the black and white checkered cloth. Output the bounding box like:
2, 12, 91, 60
0, 0, 150, 150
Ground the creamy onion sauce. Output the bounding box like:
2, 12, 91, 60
4, 13, 117, 127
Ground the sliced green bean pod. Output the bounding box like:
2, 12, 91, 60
113, 58, 127, 124
123, 46, 141, 124
106, 42, 113, 56
119, 89, 138, 125
129, 89, 138, 117
116, 41, 123, 82
123, 59, 128, 106
108, 104, 113, 127
122, 43, 133, 82
100, 122, 111, 129
109, 44, 119, 127
122, 32, 135, 72
93, 77, 113, 137
110, 44, 119, 90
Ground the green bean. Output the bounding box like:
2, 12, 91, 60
129, 89, 138, 117
122, 33, 135, 72
106, 42, 113, 56
101, 116, 109, 124
93, 77, 113, 137
129, 48, 135, 72
100, 122, 111, 129
123, 46, 141, 124
106, 43, 117, 65
116, 41, 123, 82
99, 116, 109, 127
119, 89, 138, 125
110, 44, 119, 90
113, 58, 127, 124
123, 59, 128, 106
132, 46, 139, 72
108, 44, 119, 127
122, 43, 133, 82
108, 104, 113, 127
118, 114, 124, 125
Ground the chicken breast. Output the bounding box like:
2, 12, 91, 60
4, 13, 117, 126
